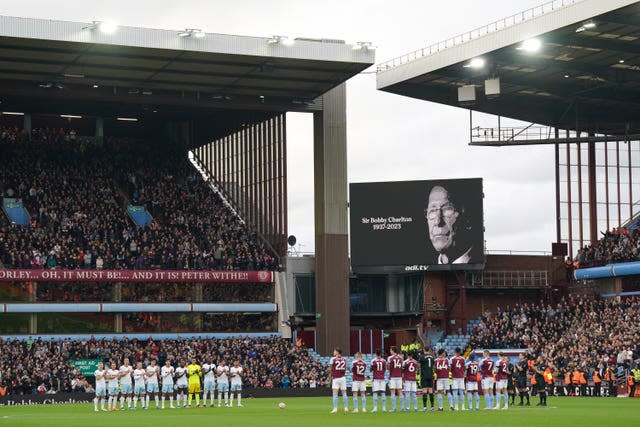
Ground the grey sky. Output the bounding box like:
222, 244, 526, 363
4, 0, 556, 254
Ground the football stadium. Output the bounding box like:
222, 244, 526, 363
1, 0, 639, 426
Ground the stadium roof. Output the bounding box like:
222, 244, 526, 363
376, 0, 640, 143
0, 15, 374, 116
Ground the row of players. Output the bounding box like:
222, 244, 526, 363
92, 357, 244, 412
329, 346, 548, 413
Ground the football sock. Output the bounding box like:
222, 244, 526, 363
127, 396, 132, 408
332, 392, 338, 409
422, 394, 427, 408
373, 393, 378, 409
459, 390, 465, 409
437, 393, 443, 409
446, 392, 452, 408
161, 396, 165, 408
230, 393, 234, 406
342, 392, 348, 409
133, 396, 138, 408
412, 392, 418, 410
399, 393, 404, 410
467, 392, 472, 409
195, 394, 200, 406
504, 391, 509, 406
404, 391, 409, 409
353, 395, 358, 410
390, 394, 396, 410
453, 390, 459, 408
485, 393, 493, 408
429, 393, 434, 408
145, 395, 149, 407
381, 393, 386, 408
361, 395, 366, 410
238, 394, 242, 406
155, 396, 159, 408
495, 392, 501, 407
94, 397, 98, 411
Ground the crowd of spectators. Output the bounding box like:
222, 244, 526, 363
0, 336, 327, 395
470, 295, 640, 380
0, 136, 276, 271
573, 227, 640, 269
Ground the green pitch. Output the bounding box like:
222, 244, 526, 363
1, 397, 638, 427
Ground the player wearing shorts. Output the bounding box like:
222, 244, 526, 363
515, 353, 530, 406
119, 358, 133, 410
106, 362, 120, 411
187, 357, 202, 408
387, 346, 404, 412
175, 360, 189, 408
435, 349, 452, 411
416, 347, 435, 411
229, 360, 243, 407
533, 356, 548, 407
465, 354, 480, 410
494, 352, 509, 410
480, 350, 495, 409
216, 360, 230, 407
402, 353, 419, 411
146, 359, 160, 409
93, 362, 107, 412
450, 348, 466, 411
329, 347, 349, 414
505, 356, 515, 406
202, 358, 216, 407
161, 359, 175, 409
133, 361, 147, 410
351, 352, 367, 413
370, 349, 387, 412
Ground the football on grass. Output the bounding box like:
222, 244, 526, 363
278, 402, 286, 409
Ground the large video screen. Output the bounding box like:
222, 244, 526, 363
349, 178, 484, 270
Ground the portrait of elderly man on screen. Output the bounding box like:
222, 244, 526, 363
424, 185, 478, 265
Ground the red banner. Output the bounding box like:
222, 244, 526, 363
0, 269, 274, 283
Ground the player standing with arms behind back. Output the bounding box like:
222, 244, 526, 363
450, 348, 466, 411
494, 352, 509, 410
350, 352, 367, 413
370, 349, 387, 412
465, 354, 481, 410
387, 346, 404, 412
480, 350, 495, 410
435, 349, 452, 411
329, 347, 349, 414
229, 359, 243, 407
402, 352, 419, 411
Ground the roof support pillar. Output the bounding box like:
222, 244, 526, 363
313, 83, 349, 355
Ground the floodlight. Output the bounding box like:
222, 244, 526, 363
518, 38, 542, 52
463, 57, 485, 69
179, 29, 205, 38
352, 42, 375, 51
85, 20, 118, 34
267, 35, 294, 46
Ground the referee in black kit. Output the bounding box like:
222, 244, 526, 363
416, 347, 435, 411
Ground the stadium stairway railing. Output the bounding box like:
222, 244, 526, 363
2, 198, 30, 226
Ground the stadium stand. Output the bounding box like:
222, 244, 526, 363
0, 336, 328, 395
0, 136, 277, 271
469, 296, 639, 381
574, 227, 640, 268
